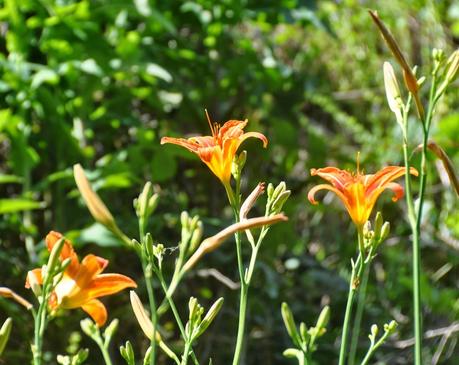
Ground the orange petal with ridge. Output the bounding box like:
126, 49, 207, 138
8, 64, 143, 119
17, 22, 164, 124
81, 299, 107, 327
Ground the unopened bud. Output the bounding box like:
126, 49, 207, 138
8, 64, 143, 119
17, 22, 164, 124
80, 318, 98, 337
445, 49, 459, 83
315, 305, 330, 333
136, 182, 152, 218
384, 320, 398, 334
120, 340, 135, 365
181, 211, 190, 231
73, 164, 117, 231
195, 297, 224, 338
281, 302, 300, 347
47, 237, 65, 276
371, 324, 379, 338
104, 318, 119, 342
383, 62, 403, 122
0, 318, 12, 356
189, 221, 203, 253
267, 183, 274, 199
271, 189, 291, 214
240, 182, 265, 219
374, 212, 383, 238
380, 222, 390, 242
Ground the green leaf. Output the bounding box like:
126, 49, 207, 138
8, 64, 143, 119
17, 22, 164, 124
0, 174, 23, 184
0, 199, 45, 214
31, 69, 59, 89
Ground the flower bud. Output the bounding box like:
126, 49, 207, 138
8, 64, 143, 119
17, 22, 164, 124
73, 164, 117, 231
281, 302, 301, 347
271, 189, 291, 214
46, 237, 65, 277
283, 348, 301, 358
299, 322, 308, 343
383, 62, 403, 123
384, 320, 398, 332
195, 297, 224, 338
103, 318, 119, 342
371, 324, 379, 338
189, 221, 203, 253
267, 182, 274, 199
120, 341, 135, 365
240, 182, 265, 219
374, 212, 383, 238
136, 182, 152, 218
380, 222, 390, 242
445, 49, 459, 83
0, 318, 12, 356
80, 318, 98, 337
0, 287, 33, 310
315, 305, 330, 334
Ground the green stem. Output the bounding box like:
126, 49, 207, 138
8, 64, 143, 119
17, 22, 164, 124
156, 272, 199, 365
338, 228, 365, 365
139, 219, 157, 365
348, 264, 370, 365
359, 329, 392, 365
95, 340, 113, 365
181, 341, 192, 365
232, 283, 248, 365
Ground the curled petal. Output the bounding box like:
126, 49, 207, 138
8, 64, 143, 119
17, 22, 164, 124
218, 120, 248, 138
386, 182, 404, 201
366, 166, 418, 197
239, 131, 268, 148
81, 299, 107, 327
308, 184, 349, 207
310, 168, 353, 191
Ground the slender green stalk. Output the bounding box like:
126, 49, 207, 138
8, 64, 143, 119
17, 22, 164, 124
359, 329, 393, 365
338, 228, 365, 365
156, 271, 199, 365
139, 220, 157, 365
348, 264, 370, 365
93, 337, 113, 365
181, 341, 192, 365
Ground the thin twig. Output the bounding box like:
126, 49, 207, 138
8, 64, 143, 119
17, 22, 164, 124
197, 269, 240, 290
393, 322, 459, 349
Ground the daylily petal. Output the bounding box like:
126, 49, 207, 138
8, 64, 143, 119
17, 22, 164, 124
81, 273, 137, 300
81, 299, 107, 327
46, 231, 80, 275
75, 254, 109, 289
25, 268, 43, 288
239, 131, 268, 148
218, 120, 248, 138
308, 183, 350, 209
311, 168, 353, 191
366, 166, 418, 197
160, 137, 200, 153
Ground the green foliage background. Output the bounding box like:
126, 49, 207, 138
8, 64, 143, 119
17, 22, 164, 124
0, 0, 458, 364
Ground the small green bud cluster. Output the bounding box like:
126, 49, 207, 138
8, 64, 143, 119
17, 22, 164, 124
56, 349, 89, 365
362, 212, 390, 253
120, 341, 135, 365
266, 181, 291, 215
185, 297, 224, 343
134, 182, 159, 222
282, 302, 330, 361
231, 150, 247, 180
180, 211, 203, 255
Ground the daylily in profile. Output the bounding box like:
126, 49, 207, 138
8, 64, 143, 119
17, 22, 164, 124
161, 111, 268, 185
26, 231, 136, 326
308, 164, 418, 227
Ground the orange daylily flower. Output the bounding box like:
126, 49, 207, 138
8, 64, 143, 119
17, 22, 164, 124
308, 165, 418, 227
26, 231, 136, 326
161, 112, 268, 184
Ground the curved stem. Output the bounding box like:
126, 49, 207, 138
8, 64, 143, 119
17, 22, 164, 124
348, 264, 370, 365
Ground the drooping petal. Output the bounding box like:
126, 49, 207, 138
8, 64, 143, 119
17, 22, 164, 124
81, 299, 107, 327
308, 183, 350, 207
45, 231, 80, 276
238, 131, 268, 148
81, 273, 137, 300
386, 182, 405, 201
160, 137, 201, 153
25, 268, 43, 288
310, 168, 353, 191
365, 166, 418, 197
